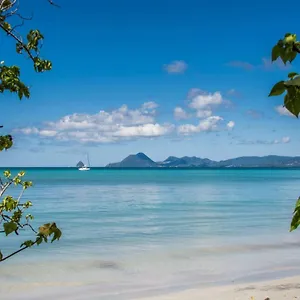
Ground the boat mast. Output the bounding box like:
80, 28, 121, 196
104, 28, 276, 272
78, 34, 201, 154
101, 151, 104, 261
87, 154, 90, 167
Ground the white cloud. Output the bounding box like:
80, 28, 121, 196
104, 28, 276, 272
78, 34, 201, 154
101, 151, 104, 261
187, 90, 225, 120
227, 121, 235, 130
281, 136, 290, 143
275, 105, 294, 117
189, 91, 223, 110
114, 123, 173, 137
187, 88, 205, 99
174, 107, 189, 120
17, 102, 174, 144
178, 116, 223, 135
196, 109, 212, 118
142, 101, 158, 111
175, 89, 235, 136
164, 60, 188, 74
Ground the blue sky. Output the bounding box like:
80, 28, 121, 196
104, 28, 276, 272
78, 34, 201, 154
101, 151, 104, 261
1, 0, 300, 166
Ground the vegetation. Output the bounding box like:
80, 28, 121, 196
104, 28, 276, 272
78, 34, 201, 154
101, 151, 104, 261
0, 0, 61, 262
269, 33, 300, 231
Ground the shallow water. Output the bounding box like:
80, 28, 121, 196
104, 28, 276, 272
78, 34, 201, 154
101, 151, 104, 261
1, 168, 300, 299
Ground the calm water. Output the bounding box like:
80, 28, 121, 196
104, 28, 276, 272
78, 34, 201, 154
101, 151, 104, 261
1, 168, 300, 299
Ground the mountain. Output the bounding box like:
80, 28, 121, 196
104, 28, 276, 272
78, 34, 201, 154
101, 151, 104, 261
106, 154, 300, 168
106, 152, 157, 168
218, 155, 300, 167
158, 156, 216, 167
76, 161, 84, 167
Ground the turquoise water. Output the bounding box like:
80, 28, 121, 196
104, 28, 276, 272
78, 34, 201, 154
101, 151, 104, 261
1, 168, 300, 299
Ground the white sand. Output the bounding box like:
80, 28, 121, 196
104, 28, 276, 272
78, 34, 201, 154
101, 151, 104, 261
138, 276, 300, 300
2, 275, 300, 299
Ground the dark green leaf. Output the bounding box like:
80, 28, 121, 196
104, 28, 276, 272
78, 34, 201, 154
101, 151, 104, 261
2, 22, 11, 31
285, 76, 300, 87
271, 45, 281, 61
288, 72, 299, 79
289, 51, 297, 63
294, 197, 300, 212
284, 92, 300, 118
36, 236, 43, 246
291, 197, 300, 231
20, 240, 35, 248
3, 222, 17, 236
269, 81, 286, 96
51, 228, 62, 243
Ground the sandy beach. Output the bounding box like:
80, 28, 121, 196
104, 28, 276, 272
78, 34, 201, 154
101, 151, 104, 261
138, 276, 300, 300
141, 277, 300, 300
2, 275, 300, 300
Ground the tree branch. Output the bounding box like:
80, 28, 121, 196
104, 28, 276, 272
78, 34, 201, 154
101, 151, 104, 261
0, 240, 37, 262
0, 22, 35, 62
0, 180, 13, 197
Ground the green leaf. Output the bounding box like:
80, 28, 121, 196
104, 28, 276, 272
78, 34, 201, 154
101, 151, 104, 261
36, 236, 43, 246
294, 197, 300, 212
283, 33, 297, 44
3, 222, 17, 236
17, 171, 25, 177
284, 92, 300, 118
2, 22, 11, 31
288, 72, 299, 79
25, 214, 34, 221
22, 181, 32, 189
51, 228, 62, 243
269, 81, 286, 96
285, 76, 300, 87
289, 51, 297, 63
39, 222, 62, 242
280, 47, 289, 64
3, 170, 11, 178
23, 201, 32, 208
271, 45, 281, 61
20, 240, 35, 248
291, 197, 300, 231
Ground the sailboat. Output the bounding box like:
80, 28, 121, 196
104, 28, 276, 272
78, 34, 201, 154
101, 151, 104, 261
78, 154, 91, 171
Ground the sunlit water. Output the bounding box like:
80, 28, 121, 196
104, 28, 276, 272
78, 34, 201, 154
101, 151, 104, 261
1, 168, 300, 299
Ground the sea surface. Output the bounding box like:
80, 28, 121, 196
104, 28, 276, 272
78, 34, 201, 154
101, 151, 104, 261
1, 168, 300, 299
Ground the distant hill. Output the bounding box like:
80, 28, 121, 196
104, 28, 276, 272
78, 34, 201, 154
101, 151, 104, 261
106, 152, 157, 168
106, 153, 300, 168
76, 161, 84, 168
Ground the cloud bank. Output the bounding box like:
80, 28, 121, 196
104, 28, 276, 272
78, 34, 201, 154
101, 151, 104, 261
17, 103, 174, 144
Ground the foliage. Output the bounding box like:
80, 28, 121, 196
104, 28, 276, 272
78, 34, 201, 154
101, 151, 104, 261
269, 33, 300, 231
0, 0, 61, 262
0, 171, 61, 261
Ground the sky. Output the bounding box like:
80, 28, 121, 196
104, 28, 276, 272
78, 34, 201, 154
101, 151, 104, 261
1, 0, 300, 167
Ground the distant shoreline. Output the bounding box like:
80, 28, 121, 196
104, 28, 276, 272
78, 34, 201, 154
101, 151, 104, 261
2, 167, 300, 170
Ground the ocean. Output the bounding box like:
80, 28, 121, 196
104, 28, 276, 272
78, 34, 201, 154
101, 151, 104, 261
1, 168, 300, 299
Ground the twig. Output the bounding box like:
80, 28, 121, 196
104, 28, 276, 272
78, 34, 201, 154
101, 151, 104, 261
0, 180, 13, 197
0, 23, 35, 62
0, 240, 37, 262
47, 0, 60, 8
23, 223, 37, 234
